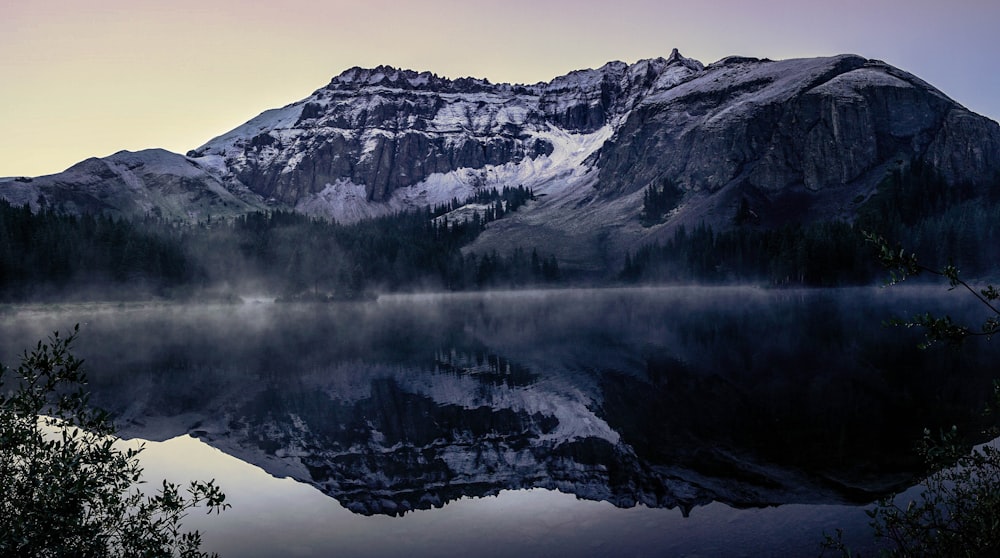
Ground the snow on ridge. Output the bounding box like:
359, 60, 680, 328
327, 65, 494, 92
188, 154, 227, 176
325, 51, 701, 97
545, 61, 628, 92
189, 50, 848, 166
195, 101, 308, 156
181, 50, 788, 223
808, 66, 917, 100
651, 64, 699, 93
642, 54, 870, 126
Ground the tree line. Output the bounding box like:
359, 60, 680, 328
0, 186, 559, 301
0, 203, 192, 299
621, 219, 875, 286
621, 163, 1000, 286
639, 178, 684, 227
2, 164, 997, 299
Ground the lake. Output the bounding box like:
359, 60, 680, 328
1, 286, 996, 556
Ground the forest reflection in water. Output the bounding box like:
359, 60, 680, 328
0, 286, 996, 555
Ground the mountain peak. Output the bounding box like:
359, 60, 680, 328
665, 48, 705, 72
326, 65, 492, 93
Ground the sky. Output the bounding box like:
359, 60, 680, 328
2, 0, 998, 178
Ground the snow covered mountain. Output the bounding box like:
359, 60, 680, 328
4, 49, 999, 266
0, 149, 266, 222
182, 49, 704, 224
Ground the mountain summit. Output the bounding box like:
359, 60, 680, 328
4, 51, 999, 269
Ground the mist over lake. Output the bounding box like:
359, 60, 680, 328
1, 286, 995, 556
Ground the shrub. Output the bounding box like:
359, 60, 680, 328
0, 325, 228, 557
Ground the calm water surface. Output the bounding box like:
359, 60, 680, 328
2, 287, 996, 556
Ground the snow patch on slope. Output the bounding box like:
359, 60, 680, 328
294, 179, 381, 222
410, 124, 613, 210
294, 126, 613, 223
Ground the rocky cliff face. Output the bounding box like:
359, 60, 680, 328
186, 50, 704, 211
593, 54, 1000, 226
193, 67, 552, 205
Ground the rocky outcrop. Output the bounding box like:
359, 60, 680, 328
598, 56, 985, 191
537, 50, 703, 133
236, 128, 553, 204
923, 108, 1000, 183
213, 68, 556, 203
594, 55, 1000, 226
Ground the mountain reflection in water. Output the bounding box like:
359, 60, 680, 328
1, 287, 996, 524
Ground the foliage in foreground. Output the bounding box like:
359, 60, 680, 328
825, 426, 1000, 558
870, 427, 1000, 557
823, 237, 1000, 557
0, 326, 228, 557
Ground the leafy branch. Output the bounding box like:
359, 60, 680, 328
864, 231, 1000, 348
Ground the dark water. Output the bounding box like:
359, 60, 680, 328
1, 287, 996, 556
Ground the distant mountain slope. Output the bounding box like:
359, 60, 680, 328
0, 149, 265, 222
3, 50, 998, 269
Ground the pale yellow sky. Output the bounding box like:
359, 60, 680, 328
2, 0, 998, 177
